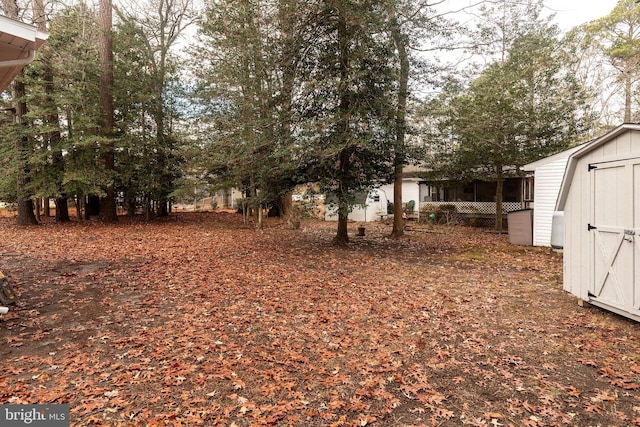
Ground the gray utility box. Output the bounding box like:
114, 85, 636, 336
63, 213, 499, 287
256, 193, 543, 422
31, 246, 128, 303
507, 209, 533, 246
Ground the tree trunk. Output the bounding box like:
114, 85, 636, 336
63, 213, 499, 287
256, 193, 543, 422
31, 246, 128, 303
13, 96, 38, 226
334, 212, 350, 246
126, 197, 136, 216
157, 198, 169, 216
333, 2, 351, 246
391, 167, 404, 233
389, 5, 408, 238
281, 193, 294, 224
242, 198, 249, 227
76, 194, 84, 222
55, 198, 69, 222
100, 175, 118, 222
145, 196, 153, 221
495, 164, 504, 231
99, 0, 117, 223
34, 198, 41, 222
256, 203, 263, 231
624, 75, 632, 123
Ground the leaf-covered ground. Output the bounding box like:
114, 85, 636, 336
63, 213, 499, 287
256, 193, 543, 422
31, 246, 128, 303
1, 212, 639, 427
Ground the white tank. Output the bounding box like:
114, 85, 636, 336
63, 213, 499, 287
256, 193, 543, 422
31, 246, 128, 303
551, 211, 564, 252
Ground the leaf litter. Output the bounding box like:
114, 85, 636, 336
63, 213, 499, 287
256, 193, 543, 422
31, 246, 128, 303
0, 212, 639, 426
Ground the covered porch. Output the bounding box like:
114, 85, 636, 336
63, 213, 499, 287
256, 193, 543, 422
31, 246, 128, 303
418, 176, 533, 226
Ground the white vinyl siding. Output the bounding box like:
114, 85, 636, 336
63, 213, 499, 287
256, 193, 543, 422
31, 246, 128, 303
524, 145, 583, 247
532, 158, 570, 246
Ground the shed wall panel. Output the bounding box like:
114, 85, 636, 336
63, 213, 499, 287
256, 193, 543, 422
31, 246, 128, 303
403, 183, 420, 214
563, 164, 589, 296
603, 140, 618, 156
618, 132, 633, 153
564, 154, 593, 299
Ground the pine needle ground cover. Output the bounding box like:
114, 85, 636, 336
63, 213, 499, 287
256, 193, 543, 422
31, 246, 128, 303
1, 213, 639, 426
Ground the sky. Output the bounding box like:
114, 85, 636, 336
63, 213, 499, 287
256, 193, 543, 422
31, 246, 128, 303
437, 0, 619, 32
543, 0, 618, 31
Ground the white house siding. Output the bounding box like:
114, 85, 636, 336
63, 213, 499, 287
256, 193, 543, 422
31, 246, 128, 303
324, 180, 421, 222
524, 145, 583, 247
557, 125, 640, 320
378, 180, 422, 218
324, 188, 389, 222
403, 181, 421, 213
531, 163, 560, 246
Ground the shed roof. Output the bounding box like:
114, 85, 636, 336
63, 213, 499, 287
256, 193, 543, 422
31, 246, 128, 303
0, 14, 48, 93
522, 144, 584, 171
556, 123, 640, 211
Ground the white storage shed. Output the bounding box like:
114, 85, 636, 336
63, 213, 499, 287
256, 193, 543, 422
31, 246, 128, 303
523, 145, 583, 247
556, 124, 640, 321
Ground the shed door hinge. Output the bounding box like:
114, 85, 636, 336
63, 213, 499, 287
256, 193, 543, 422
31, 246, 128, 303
588, 224, 597, 231
588, 164, 597, 171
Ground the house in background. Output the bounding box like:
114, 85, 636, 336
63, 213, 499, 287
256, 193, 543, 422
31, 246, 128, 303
324, 165, 532, 225
418, 168, 532, 227
212, 188, 242, 210
556, 123, 640, 322
324, 188, 389, 222
523, 145, 583, 247
324, 167, 423, 222
0, 15, 48, 93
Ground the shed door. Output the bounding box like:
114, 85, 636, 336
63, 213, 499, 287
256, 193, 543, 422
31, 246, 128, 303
590, 158, 640, 311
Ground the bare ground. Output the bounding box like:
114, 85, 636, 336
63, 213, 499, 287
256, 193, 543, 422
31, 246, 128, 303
0, 212, 639, 427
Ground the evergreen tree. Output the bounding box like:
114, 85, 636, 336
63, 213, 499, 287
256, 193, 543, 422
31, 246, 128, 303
385, 0, 457, 237
195, 0, 314, 230
42, 3, 105, 220
113, 0, 194, 218
196, 0, 397, 241
303, 0, 396, 244
34, 0, 70, 222
424, 2, 591, 230
99, 0, 117, 223
2, 0, 38, 225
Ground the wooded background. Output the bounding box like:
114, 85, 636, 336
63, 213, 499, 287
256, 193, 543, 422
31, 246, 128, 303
1, 0, 638, 242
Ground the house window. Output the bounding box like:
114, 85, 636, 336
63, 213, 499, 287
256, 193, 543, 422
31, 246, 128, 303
523, 178, 534, 201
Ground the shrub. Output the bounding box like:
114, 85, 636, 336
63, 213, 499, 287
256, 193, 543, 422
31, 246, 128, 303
420, 204, 460, 225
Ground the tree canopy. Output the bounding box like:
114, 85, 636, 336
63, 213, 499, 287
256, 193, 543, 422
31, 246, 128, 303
584, 0, 640, 123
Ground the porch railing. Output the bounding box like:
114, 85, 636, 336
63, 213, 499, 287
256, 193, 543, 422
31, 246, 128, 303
418, 201, 524, 215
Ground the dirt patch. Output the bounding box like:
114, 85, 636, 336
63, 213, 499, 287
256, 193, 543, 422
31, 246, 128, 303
0, 213, 639, 426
